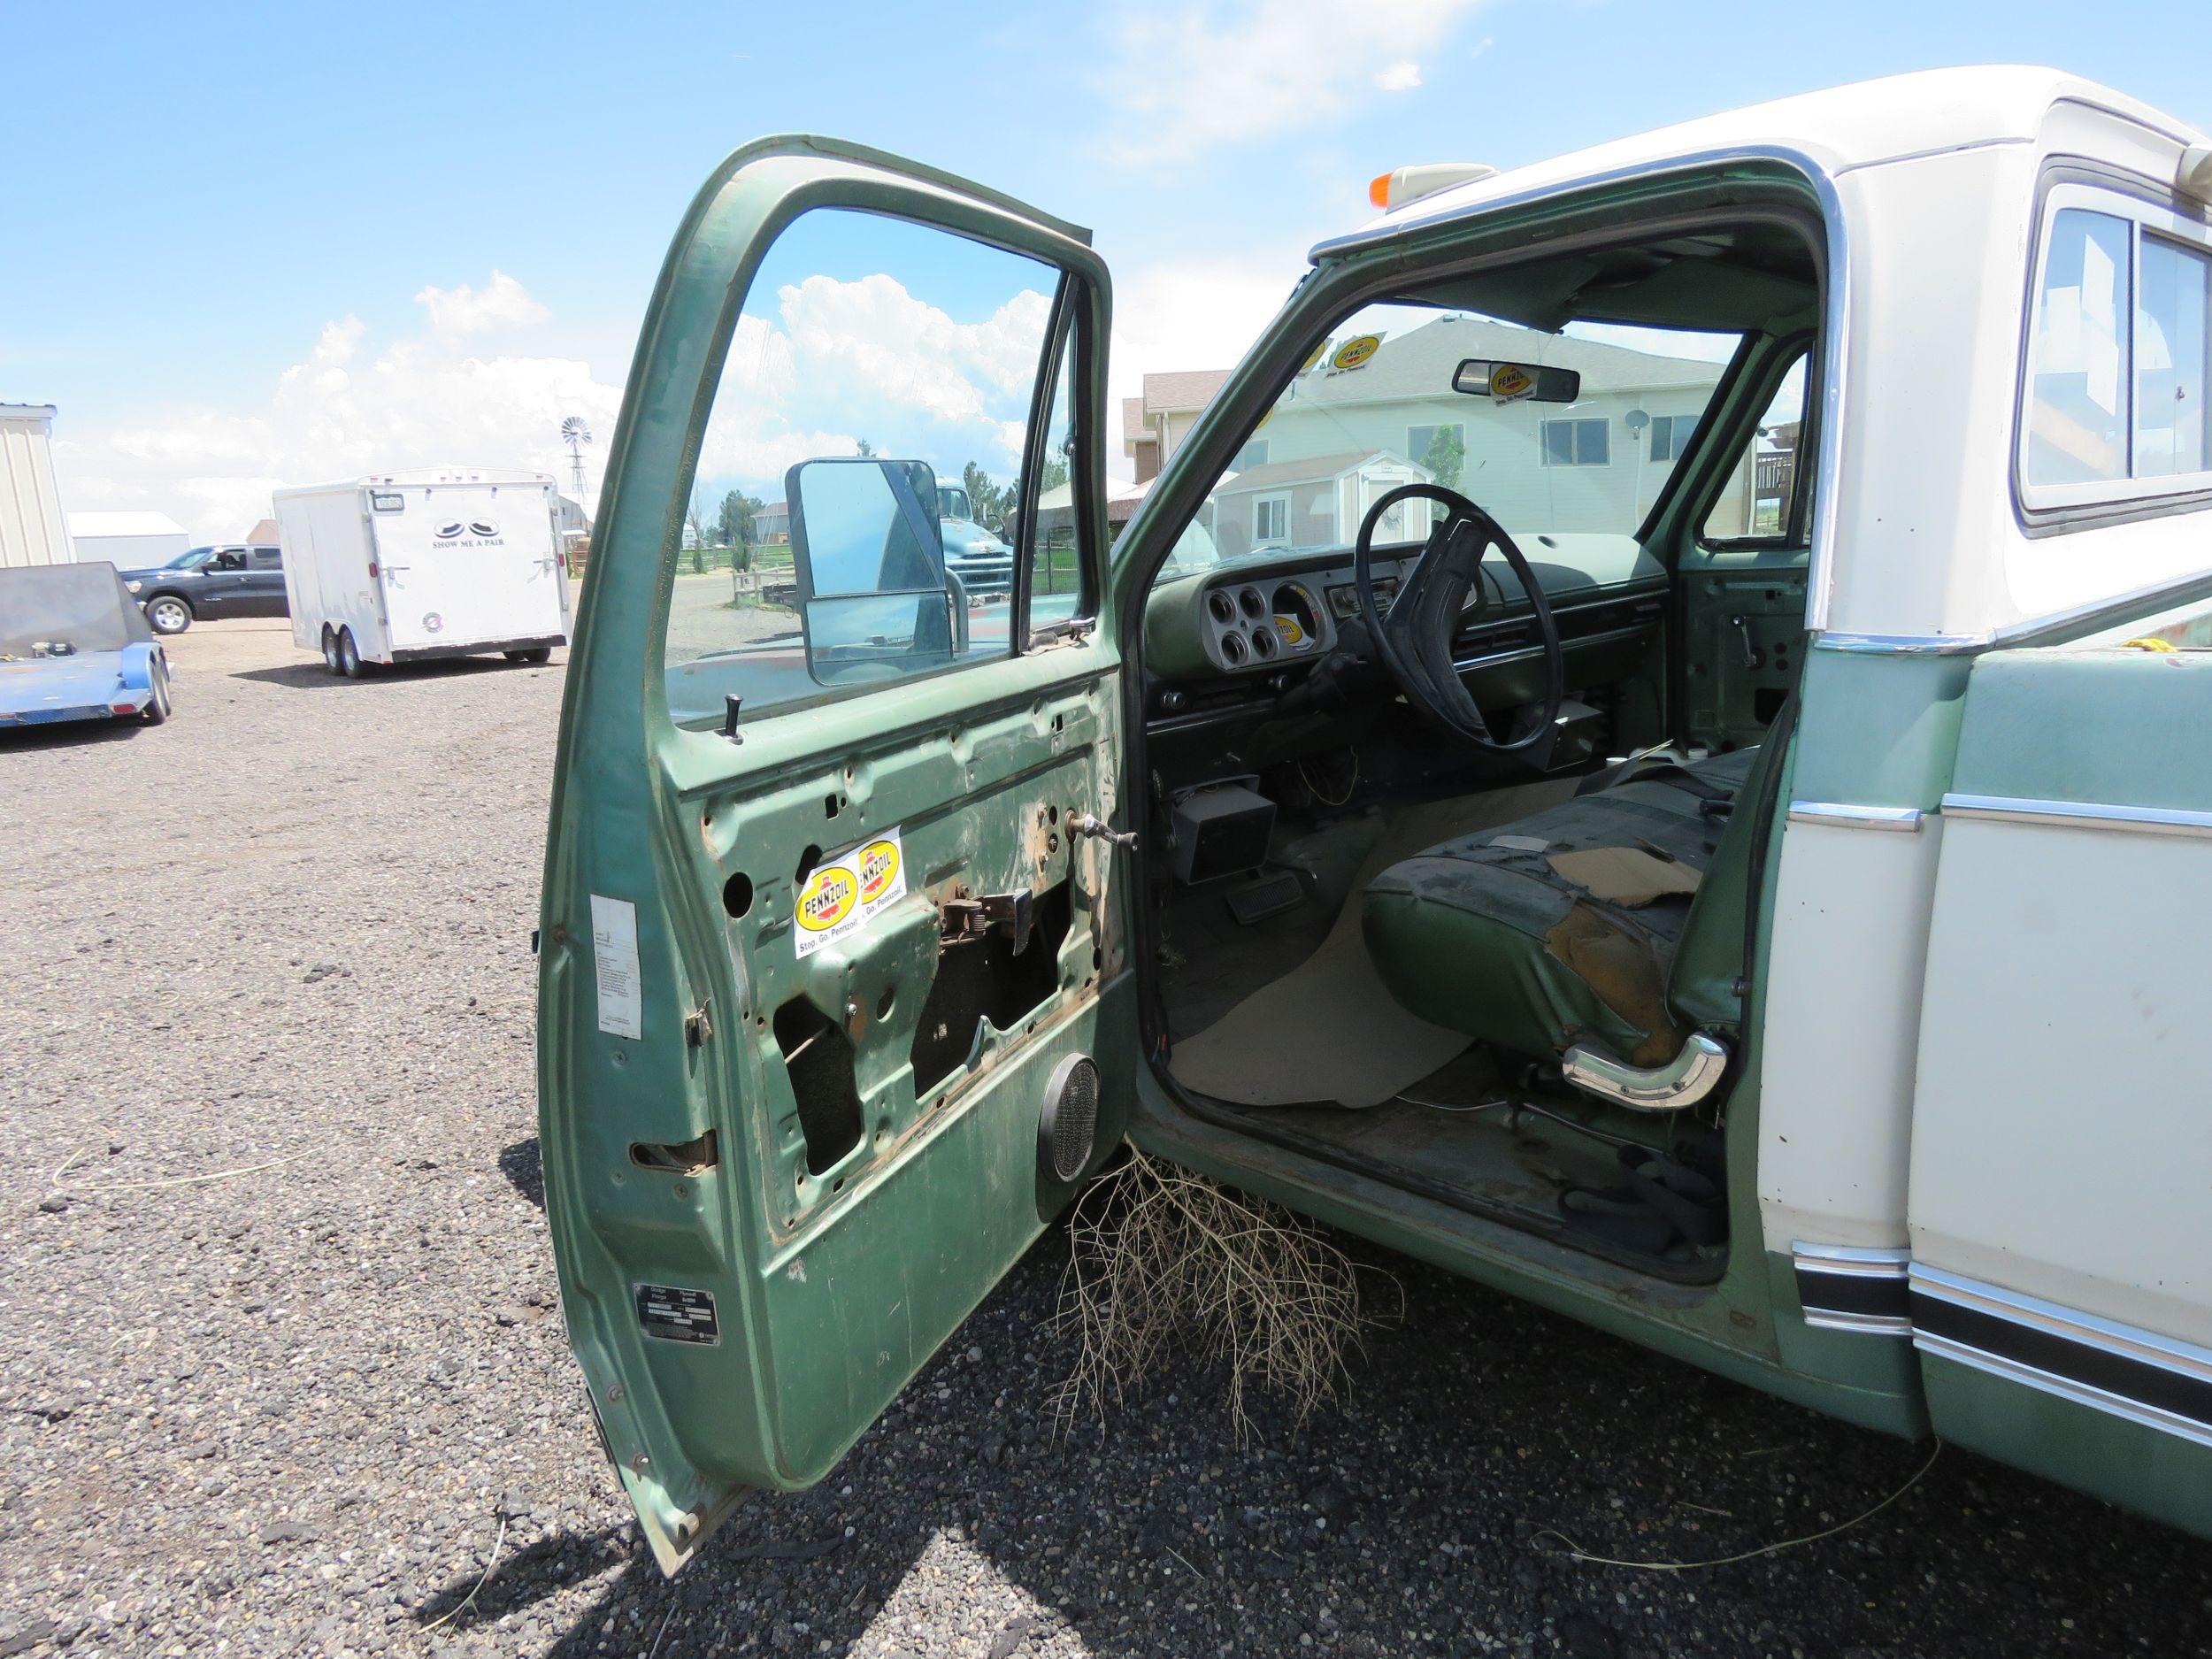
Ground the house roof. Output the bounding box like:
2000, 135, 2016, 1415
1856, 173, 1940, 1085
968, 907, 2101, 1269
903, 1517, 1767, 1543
1328, 67, 2208, 258
69, 511, 187, 538
244, 518, 279, 544
1211, 450, 1408, 495
1140, 369, 1232, 415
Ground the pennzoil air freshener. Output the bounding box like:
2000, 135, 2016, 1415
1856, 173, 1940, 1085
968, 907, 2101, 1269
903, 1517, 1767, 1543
793, 826, 905, 958
636, 1284, 720, 1346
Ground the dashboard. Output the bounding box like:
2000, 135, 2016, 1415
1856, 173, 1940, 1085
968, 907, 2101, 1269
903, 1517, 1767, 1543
1145, 535, 1668, 726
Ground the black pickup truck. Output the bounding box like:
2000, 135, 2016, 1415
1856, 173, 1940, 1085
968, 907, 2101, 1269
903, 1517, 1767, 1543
119, 544, 288, 634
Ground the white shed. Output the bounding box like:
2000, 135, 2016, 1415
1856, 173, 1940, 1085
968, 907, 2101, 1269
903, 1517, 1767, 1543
69, 510, 191, 569
1, 403, 74, 567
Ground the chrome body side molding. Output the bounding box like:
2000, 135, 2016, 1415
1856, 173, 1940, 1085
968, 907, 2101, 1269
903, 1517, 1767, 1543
1909, 1264, 2212, 1451
1786, 801, 1924, 832
1940, 793, 2212, 840
1792, 1242, 1912, 1334
1562, 1032, 1728, 1112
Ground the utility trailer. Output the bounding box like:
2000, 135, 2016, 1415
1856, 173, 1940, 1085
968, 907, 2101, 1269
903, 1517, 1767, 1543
274, 469, 570, 676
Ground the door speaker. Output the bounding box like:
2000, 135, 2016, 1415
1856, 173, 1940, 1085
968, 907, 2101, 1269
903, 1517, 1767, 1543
1040, 1054, 1101, 1183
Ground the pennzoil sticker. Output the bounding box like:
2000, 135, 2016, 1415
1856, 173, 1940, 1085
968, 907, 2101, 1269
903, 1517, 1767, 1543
636, 1284, 719, 1346
793, 826, 906, 959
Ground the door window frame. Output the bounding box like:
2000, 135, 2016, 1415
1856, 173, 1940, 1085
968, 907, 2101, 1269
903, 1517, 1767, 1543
631, 150, 1113, 737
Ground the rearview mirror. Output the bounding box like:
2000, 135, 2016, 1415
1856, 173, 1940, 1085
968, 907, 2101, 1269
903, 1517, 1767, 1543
785, 457, 964, 687
1452, 358, 1582, 404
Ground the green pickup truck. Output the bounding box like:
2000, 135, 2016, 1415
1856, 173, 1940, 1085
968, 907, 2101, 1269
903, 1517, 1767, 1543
536, 66, 2212, 1571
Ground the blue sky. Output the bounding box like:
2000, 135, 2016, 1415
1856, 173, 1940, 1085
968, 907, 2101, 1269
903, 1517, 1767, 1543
6, 0, 2209, 536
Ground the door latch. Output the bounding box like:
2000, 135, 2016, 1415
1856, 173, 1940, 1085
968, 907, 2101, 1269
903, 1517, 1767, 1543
939, 887, 1037, 956
1068, 812, 1137, 851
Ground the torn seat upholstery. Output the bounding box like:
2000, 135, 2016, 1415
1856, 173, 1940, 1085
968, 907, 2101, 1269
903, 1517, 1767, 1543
1361, 749, 1765, 1068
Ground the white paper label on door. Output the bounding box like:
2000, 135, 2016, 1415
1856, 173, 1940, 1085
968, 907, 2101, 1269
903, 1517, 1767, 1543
590, 894, 643, 1039
793, 826, 907, 959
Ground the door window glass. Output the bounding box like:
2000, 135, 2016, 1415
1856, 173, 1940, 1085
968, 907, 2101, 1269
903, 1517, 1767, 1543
2026, 209, 2133, 485
662, 208, 1061, 726
2136, 233, 2211, 479
1703, 354, 1810, 543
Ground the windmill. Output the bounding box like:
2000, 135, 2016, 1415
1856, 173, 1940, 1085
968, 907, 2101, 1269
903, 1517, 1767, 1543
560, 417, 592, 504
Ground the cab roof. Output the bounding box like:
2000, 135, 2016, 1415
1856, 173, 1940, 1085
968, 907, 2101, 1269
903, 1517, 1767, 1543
1321, 65, 2207, 257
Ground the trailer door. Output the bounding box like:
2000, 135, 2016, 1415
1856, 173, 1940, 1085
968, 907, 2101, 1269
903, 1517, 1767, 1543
378, 487, 564, 650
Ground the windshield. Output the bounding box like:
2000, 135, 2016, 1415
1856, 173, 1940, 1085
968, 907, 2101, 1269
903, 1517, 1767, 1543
1152, 302, 1748, 587
0, 564, 152, 657
934, 485, 972, 521
165, 548, 215, 570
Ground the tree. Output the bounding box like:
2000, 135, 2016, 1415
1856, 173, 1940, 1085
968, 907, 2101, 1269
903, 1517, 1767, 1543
961, 461, 1007, 531
855, 437, 876, 457
716, 488, 764, 556
685, 488, 709, 572
1419, 426, 1466, 494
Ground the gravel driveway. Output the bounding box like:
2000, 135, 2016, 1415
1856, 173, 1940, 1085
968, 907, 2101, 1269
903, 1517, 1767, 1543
3, 618, 2208, 1659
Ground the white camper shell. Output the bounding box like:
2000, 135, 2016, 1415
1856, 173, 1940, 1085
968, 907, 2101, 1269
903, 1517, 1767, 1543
274, 469, 570, 676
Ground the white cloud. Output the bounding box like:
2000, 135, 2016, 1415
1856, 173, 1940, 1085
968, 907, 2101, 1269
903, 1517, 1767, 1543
412, 269, 550, 338
52, 275, 620, 540
1098, 0, 1486, 165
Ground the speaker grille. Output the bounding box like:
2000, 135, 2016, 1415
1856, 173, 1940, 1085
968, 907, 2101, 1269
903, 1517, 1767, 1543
1041, 1055, 1101, 1183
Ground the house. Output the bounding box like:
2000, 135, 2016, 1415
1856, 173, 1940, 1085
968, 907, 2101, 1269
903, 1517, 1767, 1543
1137, 316, 1768, 542
757, 500, 790, 543
69, 510, 189, 568
0, 403, 73, 567
1122, 369, 1232, 483
243, 517, 280, 545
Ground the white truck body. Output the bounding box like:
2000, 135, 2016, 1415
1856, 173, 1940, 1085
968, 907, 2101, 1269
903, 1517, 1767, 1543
274, 470, 569, 665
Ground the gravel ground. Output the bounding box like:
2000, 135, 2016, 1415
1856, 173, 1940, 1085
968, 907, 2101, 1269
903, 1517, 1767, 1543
3, 617, 2210, 1659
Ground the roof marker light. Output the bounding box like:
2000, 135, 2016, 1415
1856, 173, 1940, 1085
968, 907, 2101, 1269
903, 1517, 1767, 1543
1369, 163, 1499, 211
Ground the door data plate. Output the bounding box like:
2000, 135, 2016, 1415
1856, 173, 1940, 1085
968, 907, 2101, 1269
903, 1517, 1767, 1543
636, 1284, 720, 1346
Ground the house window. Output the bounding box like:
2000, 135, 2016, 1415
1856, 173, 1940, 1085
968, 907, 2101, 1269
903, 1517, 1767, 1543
1649, 414, 1697, 464
1253, 494, 1290, 545
1406, 424, 1463, 466
1541, 417, 1609, 466
2024, 201, 2212, 494
1230, 438, 1269, 471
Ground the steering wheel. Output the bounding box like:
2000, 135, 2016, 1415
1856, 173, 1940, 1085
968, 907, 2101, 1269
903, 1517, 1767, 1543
1352, 483, 1564, 753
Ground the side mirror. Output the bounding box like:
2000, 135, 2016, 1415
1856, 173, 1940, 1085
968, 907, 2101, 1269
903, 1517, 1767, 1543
1452, 358, 1582, 404
785, 457, 964, 687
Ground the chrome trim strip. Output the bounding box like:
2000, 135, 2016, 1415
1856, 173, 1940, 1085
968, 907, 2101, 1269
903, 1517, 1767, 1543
1913, 1332, 2212, 1455
1805, 1307, 1915, 1337
1910, 1264, 2212, 1387
1792, 1241, 1910, 1276
1562, 1032, 1728, 1112
1786, 802, 1924, 832
1939, 793, 2212, 840
1810, 630, 1994, 656
1452, 622, 1650, 674
1307, 143, 1849, 635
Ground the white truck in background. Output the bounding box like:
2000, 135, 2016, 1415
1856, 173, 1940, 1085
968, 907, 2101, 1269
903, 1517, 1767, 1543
273, 469, 571, 676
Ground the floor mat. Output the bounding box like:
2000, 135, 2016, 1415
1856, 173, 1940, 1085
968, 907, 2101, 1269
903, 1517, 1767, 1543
1170, 781, 1571, 1108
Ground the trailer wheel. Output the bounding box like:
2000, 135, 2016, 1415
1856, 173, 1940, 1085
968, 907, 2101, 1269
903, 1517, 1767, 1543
321, 626, 342, 674
504, 647, 553, 664
145, 595, 193, 635
336, 628, 363, 679
141, 658, 173, 726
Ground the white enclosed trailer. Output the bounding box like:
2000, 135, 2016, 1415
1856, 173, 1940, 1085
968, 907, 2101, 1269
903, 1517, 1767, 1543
273, 469, 570, 676
0, 403, 74, 568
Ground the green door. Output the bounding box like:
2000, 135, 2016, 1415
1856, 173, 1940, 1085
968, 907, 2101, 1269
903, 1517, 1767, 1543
537, 138, 1133, 1574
